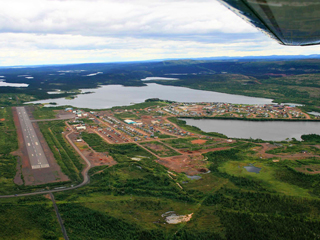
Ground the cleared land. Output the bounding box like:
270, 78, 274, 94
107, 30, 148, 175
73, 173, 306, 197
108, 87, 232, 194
140, 141, 181, 157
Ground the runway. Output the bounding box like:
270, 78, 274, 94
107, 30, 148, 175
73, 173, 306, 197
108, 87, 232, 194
16, 107, 49, 169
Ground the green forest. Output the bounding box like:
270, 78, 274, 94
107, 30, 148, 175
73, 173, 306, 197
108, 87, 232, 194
49, 140, 320, 240
1, 59, 320, 110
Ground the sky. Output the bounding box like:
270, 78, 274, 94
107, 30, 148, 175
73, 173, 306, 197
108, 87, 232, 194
0, 0, 320, 66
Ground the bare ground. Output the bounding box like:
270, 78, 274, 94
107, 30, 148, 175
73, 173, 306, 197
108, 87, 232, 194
157, 154, 208, 175
69, 132, 117, 167
191, 139, 207, 144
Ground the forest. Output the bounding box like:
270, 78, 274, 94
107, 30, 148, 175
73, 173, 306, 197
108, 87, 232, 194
50, 136, 320, 240
1, 58, 320, 110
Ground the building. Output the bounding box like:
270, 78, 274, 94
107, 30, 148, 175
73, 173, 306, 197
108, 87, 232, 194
76, 125, 86, 130
124, 119, 136, 124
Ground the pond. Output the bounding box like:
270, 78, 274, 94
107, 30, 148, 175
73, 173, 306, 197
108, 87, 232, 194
186, 175, 202, 180
244, 164, 262, 173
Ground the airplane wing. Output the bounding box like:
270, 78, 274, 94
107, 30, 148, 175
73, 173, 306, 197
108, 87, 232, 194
218, 0, 320, 46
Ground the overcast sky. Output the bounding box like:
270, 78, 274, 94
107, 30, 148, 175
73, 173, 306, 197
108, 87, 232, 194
0, 0, 320, 66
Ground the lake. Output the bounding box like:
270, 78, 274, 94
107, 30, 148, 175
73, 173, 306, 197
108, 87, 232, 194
0, 80, 29, 87
28, 83, 273, 109
182, 118, 320, 141
308, 111, 320, 116
141, 77, 179, 81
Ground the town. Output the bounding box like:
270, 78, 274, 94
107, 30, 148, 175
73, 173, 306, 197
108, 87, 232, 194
67, 102, 316, 145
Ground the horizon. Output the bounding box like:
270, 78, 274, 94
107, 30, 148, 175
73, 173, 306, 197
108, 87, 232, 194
1, 53, 320, 68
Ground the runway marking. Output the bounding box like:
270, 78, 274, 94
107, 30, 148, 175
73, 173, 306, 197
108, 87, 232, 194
17, 107, 50, 169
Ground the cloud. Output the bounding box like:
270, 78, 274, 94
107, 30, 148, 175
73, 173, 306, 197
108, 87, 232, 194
0, 0, 319, 66
0, 0, 256, 38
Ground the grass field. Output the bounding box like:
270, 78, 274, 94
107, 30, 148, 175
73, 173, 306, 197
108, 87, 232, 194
114, 112, 139, 121
32, 106, 57, 119
38, 121, 84, 183
0, 107, 19, 194
81, 132, 156, 162
154, 132, 175, 139
162, 137, 241, 151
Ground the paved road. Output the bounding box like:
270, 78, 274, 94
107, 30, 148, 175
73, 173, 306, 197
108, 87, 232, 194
16, 107, 49, 169
50, 193, 69, 240
0, 124, 91, 198
30, 113, 75, 122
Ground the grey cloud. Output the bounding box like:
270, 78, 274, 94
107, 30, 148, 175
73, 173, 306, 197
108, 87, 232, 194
0, 0, 257, 43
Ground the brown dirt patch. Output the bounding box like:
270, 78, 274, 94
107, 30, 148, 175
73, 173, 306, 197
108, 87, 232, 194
69, 133, 117, 167
157, 154, 208, 175
86, 150, 117, 167
191, 139, 207, 145
43, 194, 52, 200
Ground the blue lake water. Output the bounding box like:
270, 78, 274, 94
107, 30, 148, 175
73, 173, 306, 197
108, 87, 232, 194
182, 118, 320, 141
0, 80, 28, 87
244, 165, 262, 173
28, 83, 273, 109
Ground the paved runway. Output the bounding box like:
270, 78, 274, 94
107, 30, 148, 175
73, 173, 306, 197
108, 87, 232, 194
16, 107, 49, 169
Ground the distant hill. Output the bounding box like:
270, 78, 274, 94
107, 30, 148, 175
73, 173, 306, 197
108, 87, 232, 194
151, 54, 320, 62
